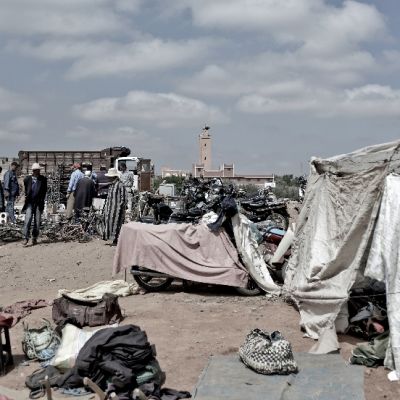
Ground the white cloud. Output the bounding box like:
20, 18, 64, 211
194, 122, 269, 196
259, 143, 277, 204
6, 116, 45, 131
9, 37, 223, 79
74, 91, 229, 127
183, 0, 386, 51
67, 38, 222, 79
341, 84, 400, 117
0, 86, 33, 112
0, 116, 42, 144
65, 125, 169, 157
236, 84, 400, 117
179, 47, 376, 99
237, 94, 319, 114
0, 0, 136, 37
0, 129, 31, 143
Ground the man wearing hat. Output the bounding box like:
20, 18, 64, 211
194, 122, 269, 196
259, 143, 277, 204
22, 163, 47, 246
66, 162, 84, 220
74, 170, 96, 219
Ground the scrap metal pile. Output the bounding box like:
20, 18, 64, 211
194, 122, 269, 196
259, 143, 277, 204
0, 207, 104, 244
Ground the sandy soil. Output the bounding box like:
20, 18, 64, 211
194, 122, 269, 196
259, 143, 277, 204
0, 239, 398, 399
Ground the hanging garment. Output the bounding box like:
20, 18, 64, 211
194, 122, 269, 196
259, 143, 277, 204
103, 180, 126, 241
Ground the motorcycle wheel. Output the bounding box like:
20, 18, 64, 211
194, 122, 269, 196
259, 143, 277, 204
133, 275, 173, 292
235, 277, 262, 296
258, 211, 289, 230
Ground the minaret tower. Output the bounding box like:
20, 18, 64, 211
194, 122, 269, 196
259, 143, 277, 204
199, 125, 212, 170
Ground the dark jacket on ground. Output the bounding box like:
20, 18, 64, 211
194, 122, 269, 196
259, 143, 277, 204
57, 325, 154, 389
74, 177, 96, 211
23, 175, 47, 212
57, 325, 190, 400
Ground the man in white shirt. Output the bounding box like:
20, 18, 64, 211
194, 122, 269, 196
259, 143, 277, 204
119, 162, 134, 217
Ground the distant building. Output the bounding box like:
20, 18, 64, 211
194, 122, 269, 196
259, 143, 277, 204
160, 167, 190, 179
199, 126, 212, 170
192, 127, 274, 188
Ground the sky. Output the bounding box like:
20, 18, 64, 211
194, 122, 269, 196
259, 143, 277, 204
0, 0, 399, 175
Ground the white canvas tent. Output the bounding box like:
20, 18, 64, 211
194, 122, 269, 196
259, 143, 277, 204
283, 140, 400, 376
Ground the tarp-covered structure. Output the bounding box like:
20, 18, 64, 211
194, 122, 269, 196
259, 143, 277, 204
283, 140, 400, 375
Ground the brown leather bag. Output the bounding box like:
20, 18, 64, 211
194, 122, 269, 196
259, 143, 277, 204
52, 293, 123, 328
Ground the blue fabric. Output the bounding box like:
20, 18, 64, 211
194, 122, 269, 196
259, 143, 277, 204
6, 197, 16, 223
23, 204, 42, 239
67, 169, 84, 192
270, 228, 286, 236
3, 170, 19, 196
60, 388, 91, 396
31, 176, 39, 200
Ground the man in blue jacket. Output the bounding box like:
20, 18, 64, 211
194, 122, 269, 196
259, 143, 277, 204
66, 162, 84, 220
0, 166, 5, 212
3, 161, 20, 223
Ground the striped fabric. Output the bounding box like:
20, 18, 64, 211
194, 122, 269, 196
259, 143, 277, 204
103, 180, 127, 241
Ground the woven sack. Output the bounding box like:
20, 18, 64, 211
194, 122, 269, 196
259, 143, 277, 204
22, 319, 60, 361
239, 328, 298, 375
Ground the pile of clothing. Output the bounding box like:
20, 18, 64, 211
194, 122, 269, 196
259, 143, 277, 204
25, 325, 191, 400
347, 285, 393, 371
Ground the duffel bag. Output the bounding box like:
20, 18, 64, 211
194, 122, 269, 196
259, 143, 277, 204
52, 293, 123, 328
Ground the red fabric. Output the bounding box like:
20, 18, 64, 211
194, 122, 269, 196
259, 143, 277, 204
0, 314, 13, 328
2, 299, 50, 327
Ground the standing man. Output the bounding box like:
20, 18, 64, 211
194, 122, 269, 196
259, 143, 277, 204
66, 162, 84, 220
96, 166, 112, 198
103, 168, 127, 245
74, 170, 96, 219
119, 162, 134, 217
3, 161, 20, 223
22, 163, 47, 246
0, 166, 5, 212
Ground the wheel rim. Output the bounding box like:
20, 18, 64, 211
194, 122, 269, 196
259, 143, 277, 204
138, 276, 171, 288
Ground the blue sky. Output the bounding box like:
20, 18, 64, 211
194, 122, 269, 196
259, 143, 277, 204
0, 0, 399, 174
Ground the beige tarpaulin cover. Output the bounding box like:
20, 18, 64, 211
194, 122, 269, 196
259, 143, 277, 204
365, 174, 400, 377
113, 221, 248, 288
232, 213, 281, 294
283, 140, 400, 345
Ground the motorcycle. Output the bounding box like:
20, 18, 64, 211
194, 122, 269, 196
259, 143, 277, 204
135, 178, 228, 225
258, 226, 294, 283
130, 225, 294, 295
238, 188, 290, 230
130, 265, 262, 296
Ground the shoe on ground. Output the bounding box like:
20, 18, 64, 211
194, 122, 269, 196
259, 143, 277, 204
32, 238, 37, 246
22, 239, 29, 246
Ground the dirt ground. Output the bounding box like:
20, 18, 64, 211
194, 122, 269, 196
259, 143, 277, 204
0, 239, 399, 399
